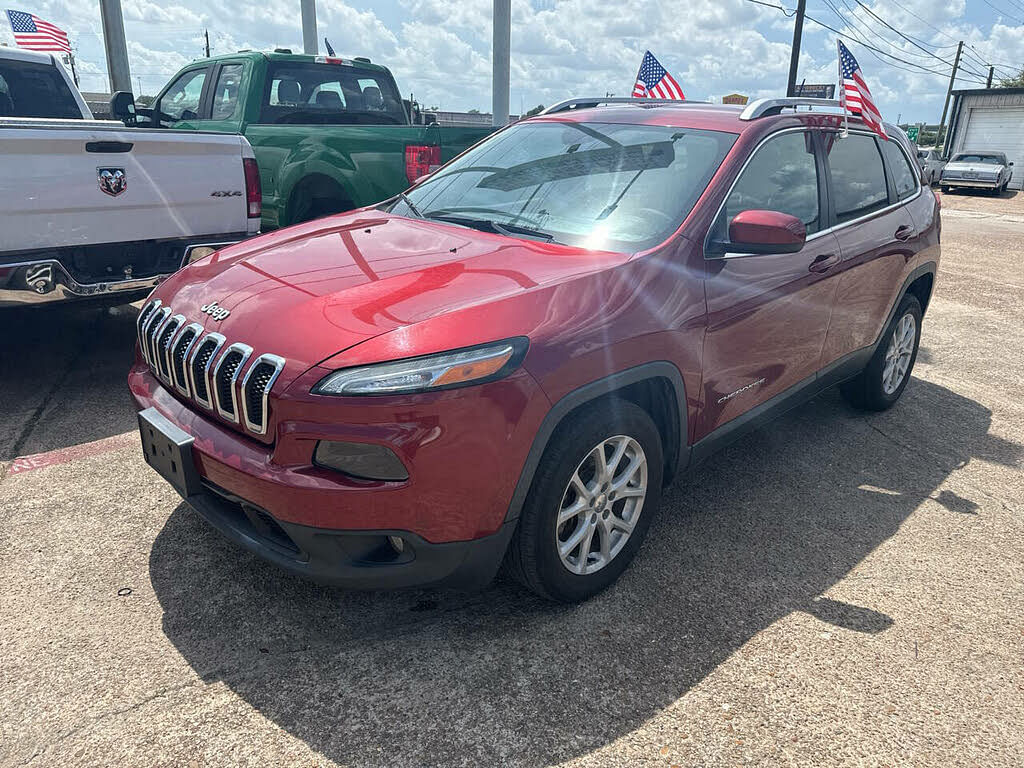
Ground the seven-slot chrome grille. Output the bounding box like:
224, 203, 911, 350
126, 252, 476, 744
137, 299, 286, 436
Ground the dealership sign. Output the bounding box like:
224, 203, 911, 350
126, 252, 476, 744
722, 93, 748, 105
794, 83, 836, 99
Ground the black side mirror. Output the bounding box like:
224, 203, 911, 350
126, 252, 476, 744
110, 91, 136, 127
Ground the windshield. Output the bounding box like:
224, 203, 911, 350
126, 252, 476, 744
258, 62, 406, 125
952, 154, 1004, 164
390, 120, 737, 252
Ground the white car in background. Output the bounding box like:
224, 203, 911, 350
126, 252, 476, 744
916, 148, 945, 185
940, 151, 1013, 195
0, 47, 260, 307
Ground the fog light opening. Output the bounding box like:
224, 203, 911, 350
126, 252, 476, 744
313, 440, 410, 482
388, 535, 405, 554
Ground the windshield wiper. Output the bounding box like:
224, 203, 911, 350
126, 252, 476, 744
394, 192, 423, 218
424, 212, 554, 242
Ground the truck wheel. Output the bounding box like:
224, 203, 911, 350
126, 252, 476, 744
840, 294, 922, 412
941, 185, 951, 194
507, 400, 663, 602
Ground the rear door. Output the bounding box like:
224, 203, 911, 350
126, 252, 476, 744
699, 128, 841, 439
819, 132, 920, 366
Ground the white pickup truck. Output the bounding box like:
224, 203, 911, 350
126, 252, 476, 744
0, 48, 260, 306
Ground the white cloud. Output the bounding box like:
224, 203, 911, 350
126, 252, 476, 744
0, 0, 1020, 119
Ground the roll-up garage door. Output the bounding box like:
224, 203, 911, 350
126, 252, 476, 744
962, 106, 1024, 189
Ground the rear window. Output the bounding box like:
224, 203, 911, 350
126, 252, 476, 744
258, 63, 405, 125
395, 120, 737, 252
0, 58, 80, 118
952, 153, 1004, 164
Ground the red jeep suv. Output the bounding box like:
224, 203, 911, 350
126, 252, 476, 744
130, 96, 939, 602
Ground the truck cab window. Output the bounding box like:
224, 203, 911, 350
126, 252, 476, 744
259, 63, 405, 125
210, 64, 243, 120
159, 68, 208, 122
0, 59, 80, 118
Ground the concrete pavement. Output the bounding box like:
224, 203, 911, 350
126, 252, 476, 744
1, 191, 1022, 767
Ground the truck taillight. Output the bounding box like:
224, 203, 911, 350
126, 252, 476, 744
405, 144, 441, 184
243, 157, 262, 219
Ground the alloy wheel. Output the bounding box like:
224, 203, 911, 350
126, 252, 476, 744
882, 313, 916, 394
555, 435, 648, 576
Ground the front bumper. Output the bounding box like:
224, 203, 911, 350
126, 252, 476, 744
0, 241, 239, 307
185, 479, 517, 589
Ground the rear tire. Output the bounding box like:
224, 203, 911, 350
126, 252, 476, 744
840, 294, 922, 411
507, 400, 663, 602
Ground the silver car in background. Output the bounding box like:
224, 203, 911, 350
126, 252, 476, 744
916, 148, 945, 185
940, 151, 1013, 194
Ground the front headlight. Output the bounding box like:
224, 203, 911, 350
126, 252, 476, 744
313, 338, 529, 396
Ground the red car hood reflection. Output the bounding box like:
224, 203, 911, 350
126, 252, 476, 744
154, 211, 627, 371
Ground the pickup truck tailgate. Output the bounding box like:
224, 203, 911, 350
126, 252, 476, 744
0, 120, 254, 253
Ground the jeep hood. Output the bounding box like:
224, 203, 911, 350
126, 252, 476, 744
153, 211, 627, 371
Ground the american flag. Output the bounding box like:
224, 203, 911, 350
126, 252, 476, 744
838, 39, 887, 140
632, 51, 685, 100
6, 9, 71, 55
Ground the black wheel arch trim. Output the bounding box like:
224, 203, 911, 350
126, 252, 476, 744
504, 361, 689, 523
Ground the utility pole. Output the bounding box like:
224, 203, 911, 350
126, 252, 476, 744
987, 65, 994, 88
204, 29, 210, 58
300, 0, 317, 55
937, 40, 963, 151
491, 0, 510, 126
786, 0, 807, 96
99, 0, 133, 94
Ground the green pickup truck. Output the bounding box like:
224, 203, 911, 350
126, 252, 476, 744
146, 51, 496, 229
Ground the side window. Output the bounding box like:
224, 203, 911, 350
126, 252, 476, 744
718, 130, 820, 238
210, 64, 243, 120
881, 140, 919, 200
825, 134, 889, 223
160, 68, 208, 122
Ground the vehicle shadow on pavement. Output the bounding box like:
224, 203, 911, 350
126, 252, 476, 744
0, 303, 139, 461
149, 378, 1021, 767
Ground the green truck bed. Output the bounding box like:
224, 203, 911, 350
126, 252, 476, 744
149, 51, 496, 230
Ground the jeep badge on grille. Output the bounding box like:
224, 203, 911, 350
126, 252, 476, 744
200, 301, 230, 321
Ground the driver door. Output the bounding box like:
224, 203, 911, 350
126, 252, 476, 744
699, 129, 841, 440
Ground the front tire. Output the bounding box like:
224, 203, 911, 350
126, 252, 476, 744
507, 400, 663, 602
840, 294, 922, 411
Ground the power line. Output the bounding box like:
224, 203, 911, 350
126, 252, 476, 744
980, 0, 1024, 25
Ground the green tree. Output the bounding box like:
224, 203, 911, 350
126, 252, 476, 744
467, 108, 481, 114
998, 68, 1024, 87
525, 104, 545, 116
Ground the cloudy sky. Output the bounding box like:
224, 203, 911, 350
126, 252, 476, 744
2, 0, 1023, 122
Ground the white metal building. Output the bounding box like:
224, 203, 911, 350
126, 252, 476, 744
944, 87, 1024, 189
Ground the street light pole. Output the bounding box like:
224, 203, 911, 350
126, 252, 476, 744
98, 0, 133, 94
492, 0, 510, 126
301, 0, 318, 56
786, 0, 807, 97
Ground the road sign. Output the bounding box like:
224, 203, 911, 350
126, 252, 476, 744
722, 93, 748, 105
907, 126, 919, 141
794, 83, 836, 99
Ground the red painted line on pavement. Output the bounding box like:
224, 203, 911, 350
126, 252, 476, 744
6, 431, 137, 476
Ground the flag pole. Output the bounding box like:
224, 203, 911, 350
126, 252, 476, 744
68, 51, 79, 87
634, 51, 648, 98
837, 39, 848, 139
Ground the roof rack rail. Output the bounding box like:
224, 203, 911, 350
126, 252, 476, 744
540, 97, 707, 115
739, 97, 843, 121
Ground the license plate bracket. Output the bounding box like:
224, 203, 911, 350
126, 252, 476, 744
138, 407, 202, 498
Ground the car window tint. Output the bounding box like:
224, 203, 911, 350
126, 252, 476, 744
260, 63, 405, 124
825, 134, 889, 223
210, 63, 243, 120
718, 130, 819, 237
0, 58, 80, 118
881, 140, 919, 200
160, 68, 208, 121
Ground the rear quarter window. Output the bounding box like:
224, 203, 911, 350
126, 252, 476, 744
881, 140, 919, 200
